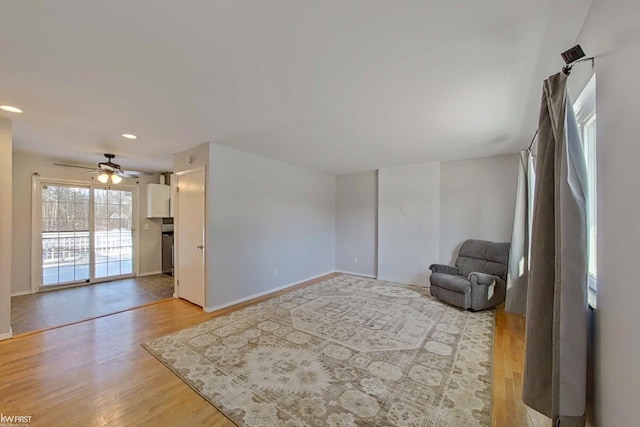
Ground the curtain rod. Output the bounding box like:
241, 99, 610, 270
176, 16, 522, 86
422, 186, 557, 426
527, 129, 539, 151
562, 57, 595, 75
528, 54, 595, 151
527, 50, 594, 153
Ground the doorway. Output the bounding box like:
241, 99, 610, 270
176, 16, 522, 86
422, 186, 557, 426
175, 167, 206, 307
33, 178, 138, 291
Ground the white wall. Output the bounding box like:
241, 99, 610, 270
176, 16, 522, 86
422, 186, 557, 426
0, 118, 12, 338
174, 143, 210, 175
378, 162, 440, 286
335, 171, 377, 277
440, 153, 519, 264
206, 143, 335, 309
574, 0, 640, 424
335, 154, 519, 285
11, 151, 164, 295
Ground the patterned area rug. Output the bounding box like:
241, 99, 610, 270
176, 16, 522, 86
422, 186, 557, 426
143, 274, 495, 426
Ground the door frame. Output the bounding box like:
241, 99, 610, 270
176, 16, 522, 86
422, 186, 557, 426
174, 166, 207, 307
30, 176, 141, 293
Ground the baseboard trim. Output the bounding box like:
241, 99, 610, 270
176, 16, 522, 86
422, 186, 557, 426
137, 270, 164, 277
335, 270, 377, 279
0, 328, 13, 341
11, 290, 33, 297
204, 270, 335, 313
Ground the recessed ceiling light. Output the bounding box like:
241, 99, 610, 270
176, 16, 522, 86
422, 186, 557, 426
0, 105, 23, 113
121, 133, 138, 140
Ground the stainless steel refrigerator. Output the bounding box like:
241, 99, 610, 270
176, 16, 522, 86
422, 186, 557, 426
161, 218, 174, 276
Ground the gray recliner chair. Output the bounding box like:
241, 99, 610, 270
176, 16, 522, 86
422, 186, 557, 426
429, 239, 511, 311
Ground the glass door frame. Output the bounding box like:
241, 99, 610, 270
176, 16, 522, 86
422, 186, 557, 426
30, 176, 140, 293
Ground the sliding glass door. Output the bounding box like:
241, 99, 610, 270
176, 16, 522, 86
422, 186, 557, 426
36, 179, 137, 290
94, 189, 134, 278
41, 184, 91, 285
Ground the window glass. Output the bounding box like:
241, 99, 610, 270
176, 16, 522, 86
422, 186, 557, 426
573, 75, 597, 295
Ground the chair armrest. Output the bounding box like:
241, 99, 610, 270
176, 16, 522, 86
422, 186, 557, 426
469, 272, 502, 286
468, 272, 506, 311
429, 264, 459, 275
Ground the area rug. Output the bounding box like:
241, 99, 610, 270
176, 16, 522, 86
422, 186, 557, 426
143, 274, 495, 426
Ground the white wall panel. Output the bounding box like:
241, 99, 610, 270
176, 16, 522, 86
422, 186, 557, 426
335, 171, 377, 277
574, 0, 640, 424
0, 118, 12, 337
439, 153, 519, 264
206, 143, 335, 308
377, 162, 440, 285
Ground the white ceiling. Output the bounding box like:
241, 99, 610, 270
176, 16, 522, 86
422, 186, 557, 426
0, 0, 592, 175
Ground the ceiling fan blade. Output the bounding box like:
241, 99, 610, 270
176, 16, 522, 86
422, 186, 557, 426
118, 172, 140, 178
122, 170, 154, 176
55, 158, 155, 179
54, 163, 97, 171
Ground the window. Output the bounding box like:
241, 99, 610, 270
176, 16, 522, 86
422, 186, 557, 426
573, 75, 597, 301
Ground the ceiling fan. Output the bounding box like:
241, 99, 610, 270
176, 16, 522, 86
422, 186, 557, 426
55, 153, 153, 184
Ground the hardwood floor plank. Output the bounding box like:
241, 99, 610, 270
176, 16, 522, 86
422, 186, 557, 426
491, 307, 551, 427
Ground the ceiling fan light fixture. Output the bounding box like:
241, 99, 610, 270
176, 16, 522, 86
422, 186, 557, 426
57, 154, 148, 182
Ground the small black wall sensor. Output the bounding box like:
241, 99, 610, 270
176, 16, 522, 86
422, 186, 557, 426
560, 45, 593, 75
561, 45, 586, 65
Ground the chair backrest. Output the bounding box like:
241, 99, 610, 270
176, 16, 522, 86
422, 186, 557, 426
455, 239, 511, 280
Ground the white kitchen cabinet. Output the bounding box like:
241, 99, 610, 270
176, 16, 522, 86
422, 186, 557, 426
147, 183, 171, 217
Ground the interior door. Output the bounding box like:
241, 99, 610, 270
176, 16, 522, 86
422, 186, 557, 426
176, 168, 205, 307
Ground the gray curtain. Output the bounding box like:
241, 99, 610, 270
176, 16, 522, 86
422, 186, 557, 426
505, 150, 530, 315
522, 72, 589, 426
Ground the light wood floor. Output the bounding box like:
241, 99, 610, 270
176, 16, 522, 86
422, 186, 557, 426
0, 273, 548, 426
492, 304, 550, 426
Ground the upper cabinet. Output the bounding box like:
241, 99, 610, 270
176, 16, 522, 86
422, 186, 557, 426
147, 183, 171, 218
